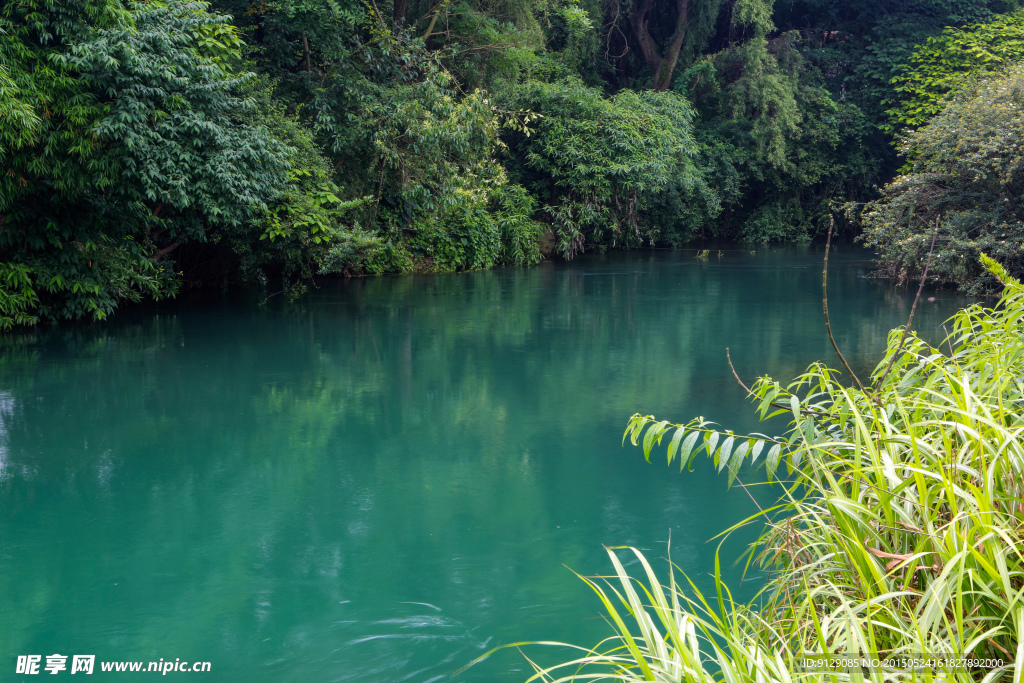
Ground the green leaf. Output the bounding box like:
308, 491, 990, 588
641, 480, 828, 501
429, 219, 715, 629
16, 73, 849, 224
679, 431, 702, 471
717, 436, 735, 472
750, 439, 765, 463
666, 427, 687, 466
766, 443, 782, 476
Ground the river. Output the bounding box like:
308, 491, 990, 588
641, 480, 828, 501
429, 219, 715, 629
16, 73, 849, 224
0, 246, 977, 681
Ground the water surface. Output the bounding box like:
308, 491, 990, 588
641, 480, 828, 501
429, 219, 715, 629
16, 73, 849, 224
0, 247, 977, 680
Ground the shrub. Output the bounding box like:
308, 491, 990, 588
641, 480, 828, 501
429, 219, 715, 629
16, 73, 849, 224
498, 78, 709, 257
318, 225, 393, 277
406, 193, 502, 272
493, 185, 544, 267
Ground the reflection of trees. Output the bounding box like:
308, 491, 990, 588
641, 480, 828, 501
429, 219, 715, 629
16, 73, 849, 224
0, 249, 976, 679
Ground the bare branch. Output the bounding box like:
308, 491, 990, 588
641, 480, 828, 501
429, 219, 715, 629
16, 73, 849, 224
873, 217, 940, 391
726, 347, 754, 394
823, 215, 868, 393
726, 348, 827, 417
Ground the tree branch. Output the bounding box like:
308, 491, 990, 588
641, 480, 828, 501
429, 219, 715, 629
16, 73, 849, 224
726, 348, 827, 417
873, 217, 940, 391
153, 241, 180, 260
632, 0, 660, 69
823, 216, 868, 393
423, 0, 453, 41
657, 0, 688, 90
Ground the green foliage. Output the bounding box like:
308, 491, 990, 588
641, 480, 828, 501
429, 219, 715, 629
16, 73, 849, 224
0, 0, 351, 324
732, 0, 776, 34
369, 74, 504, 217
397, 183, 539, 271
356, 71, 543, 271
406, 194, 501, 271
5, 0, 1018, 327
215, 0, 546, 278
886, 9, 1024, 133
493, 184, 544, 266
318, 225, 400, 276
0, 263, 39, 330
495, 255, 1024, 681
712, 35, 802, 169
72, 1, 292, 227
0, 0, 178, 323
861, 65, 1024, 293
426, 0, 553, 88
0, 55, 39, 155
686, 34, 874, 241
231, 79, 375, 288
500, 78, 708, 256
771, 0, 1015, 215
774, 0, 1009, 123
0, 0, 122, 211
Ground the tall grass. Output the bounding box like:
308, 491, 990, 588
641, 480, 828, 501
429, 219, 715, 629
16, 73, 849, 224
470, 255, 1024, 682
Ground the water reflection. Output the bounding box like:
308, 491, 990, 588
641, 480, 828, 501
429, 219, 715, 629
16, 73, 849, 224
0, 247, 976, 681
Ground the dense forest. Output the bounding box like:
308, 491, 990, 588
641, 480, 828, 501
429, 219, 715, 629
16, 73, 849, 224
3, 0, 1024, 327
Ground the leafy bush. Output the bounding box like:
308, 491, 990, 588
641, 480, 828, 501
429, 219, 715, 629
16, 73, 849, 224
400, 184, 543, 271
75, 2, 291, 230
317, 226, 388, 277
406, 192, 502, 272
861, 65, 1024, 293
0, 264, 39, 330
493, 184, 544, 267
365, 241, 415, 276
499, 78, 709, 257
484, 255, 1024, 681
318, 58, 540, 273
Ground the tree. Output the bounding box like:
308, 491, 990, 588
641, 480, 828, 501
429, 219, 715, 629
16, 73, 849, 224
74, 2, 292, 240
601, 0, 780, 91
885, 8, 1024, 133
0, 0, 172, 325
860, 65, 1024, 292
633, 0, 709, 90
210, 0, 546, 274
0, 0, 319, 326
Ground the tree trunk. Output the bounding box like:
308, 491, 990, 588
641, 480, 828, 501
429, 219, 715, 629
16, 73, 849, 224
633, 0, 689, 91
394, 0, 407, 26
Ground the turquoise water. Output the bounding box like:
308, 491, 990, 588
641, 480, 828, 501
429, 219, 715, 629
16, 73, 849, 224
0, 247, 976, 680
